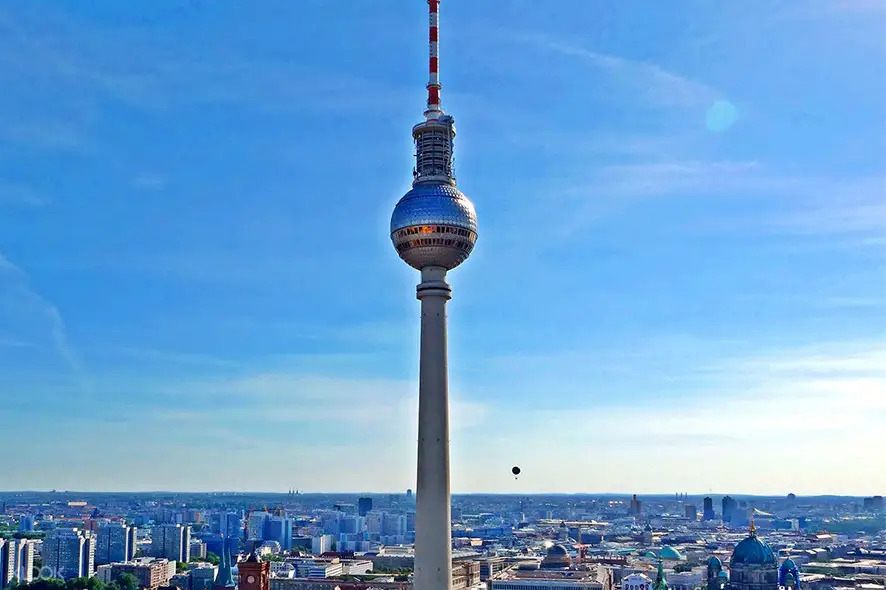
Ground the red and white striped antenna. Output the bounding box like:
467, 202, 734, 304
426, 0, 442, 117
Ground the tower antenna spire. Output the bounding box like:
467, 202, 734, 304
426, 0, 442, 117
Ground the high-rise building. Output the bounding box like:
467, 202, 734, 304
338, 515, 361, 535
357, 498, 373, 517
190, 540, 208, 560
722, 497, 738, 525
14, 539, 36, 584
247, 512, 270, 541
96, 522, 137, 565
629, 495, 642, 516
18, 515, 35, 532
703, 497, 716, 521
224, 513, 242, 538
684, 505, 697, 520
364, 512, 383, 536
311, 535, 334, 556
42, 528, 95, 580
382, 513, 407, 537
265, 517, 293, 551
1, 539, 15, 588
863, 496, 884, 511
388, 4, 478, 589
151, 524, 191, 563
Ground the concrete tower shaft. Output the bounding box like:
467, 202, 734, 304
413, 265, 453, 590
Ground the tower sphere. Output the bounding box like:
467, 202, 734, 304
390, 182, 477, 270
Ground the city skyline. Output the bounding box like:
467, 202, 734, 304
1, 1, 884, 494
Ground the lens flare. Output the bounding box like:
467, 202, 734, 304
706, 100, 738, 132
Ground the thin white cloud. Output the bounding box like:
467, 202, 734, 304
515, 34, 720, 108
549, 158, 885, 241
0, 251, 83, 376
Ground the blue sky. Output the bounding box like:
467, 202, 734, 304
1, 1, 884, 494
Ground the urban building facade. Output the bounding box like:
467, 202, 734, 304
103, 558, 175, 590
151, 524, 191, 563
238, 553, 271, 590
14, 539, 36, 584
95, 522, 137, 565
0, 539, 15, 588
703, 498, 716, 521
42, 528, 95, 580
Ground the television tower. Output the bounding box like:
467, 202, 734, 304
389, 2, 478, 589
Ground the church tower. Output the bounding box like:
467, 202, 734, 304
212, 536, 236, 590
238, 552, 270, 590
654, 561, 669, 590
707, 556, 728, 590
778, 559, 800, 590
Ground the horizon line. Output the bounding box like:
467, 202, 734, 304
1, 489, 878, 499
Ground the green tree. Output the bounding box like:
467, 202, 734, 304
24, 579, 67, 590
111, 573, 139, 590
261, 555, 283, 563
191, 552, 219, 566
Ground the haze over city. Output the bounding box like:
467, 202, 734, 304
1, 0, 884, 496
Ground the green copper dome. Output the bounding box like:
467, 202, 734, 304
731, 533, 777, 566
659, 546, 684, 561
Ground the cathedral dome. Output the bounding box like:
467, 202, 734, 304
780, 559, 797, 571
731, 533, 777, 566
659, 546, 684, 561
541, 544, 572, 569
